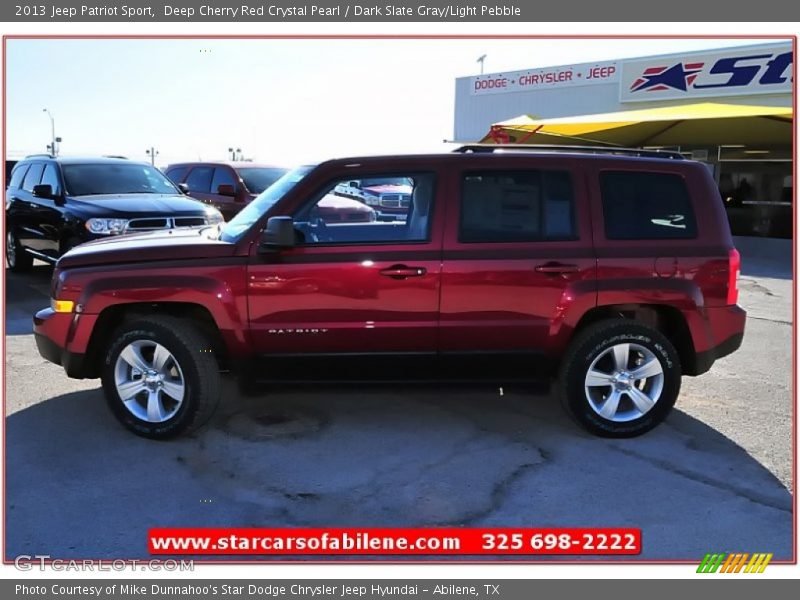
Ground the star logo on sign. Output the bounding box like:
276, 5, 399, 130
630, 62, 705, 92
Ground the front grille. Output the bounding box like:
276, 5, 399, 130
127, 218, 169, 230
379, 194, 411, 208
174, 217, 206, 227
124, 216, 210, 233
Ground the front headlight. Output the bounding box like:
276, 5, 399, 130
85, 218, 128, 235
364, 195, 379, 206
205, 208, 225, 225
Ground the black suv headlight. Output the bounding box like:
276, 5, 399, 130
85, 218, 128, 235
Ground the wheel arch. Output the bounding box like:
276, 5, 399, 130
571, 303, 698, 375
82, 302, 230, 378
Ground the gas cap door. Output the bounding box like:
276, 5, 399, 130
654, 256, 678, 278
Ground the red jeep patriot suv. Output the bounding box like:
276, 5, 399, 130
33, 145, 746, 439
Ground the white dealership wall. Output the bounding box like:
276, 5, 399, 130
453, 42, 792, 142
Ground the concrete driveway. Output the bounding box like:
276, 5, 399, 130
4, 238, 793, 561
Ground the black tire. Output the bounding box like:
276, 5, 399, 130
6, 230, 33, 273
558, 319, 681, 438
101, 316, 221, 439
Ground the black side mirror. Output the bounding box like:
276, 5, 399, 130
32, 184, 53, 199
217, 184, 237, 197
259, 216, 296, 250
178, 183, 190, 194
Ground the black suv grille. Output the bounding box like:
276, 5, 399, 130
126, 216, 209, 232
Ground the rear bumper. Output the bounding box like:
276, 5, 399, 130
689, 305, 747, 376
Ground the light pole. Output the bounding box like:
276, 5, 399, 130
43, 108, 57, 156
228, 147, 242, 161
146, 147, 159, 166
477, 54, 487, 75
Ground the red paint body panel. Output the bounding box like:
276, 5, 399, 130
33, 151, 746, 381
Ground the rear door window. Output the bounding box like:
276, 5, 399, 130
459, 169, 577, 243
21, 163, 44, 192
601, 171, 697, 239
185, 166, 214, 193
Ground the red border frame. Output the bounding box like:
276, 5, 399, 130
1, 33, 796, 567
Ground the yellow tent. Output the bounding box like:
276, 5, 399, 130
480, 102, 793, 147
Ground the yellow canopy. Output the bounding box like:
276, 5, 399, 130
480, 102, 793, 147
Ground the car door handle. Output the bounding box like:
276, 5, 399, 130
534, 262, 580, 274
379, 265, 427, 279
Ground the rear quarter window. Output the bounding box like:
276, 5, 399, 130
600, 171, 697, 240
8, 164, 29, 189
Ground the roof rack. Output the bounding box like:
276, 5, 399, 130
453, 144, 685, 160
24, 153, 55, 159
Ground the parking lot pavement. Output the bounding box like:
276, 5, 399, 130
4, 247, 793, 561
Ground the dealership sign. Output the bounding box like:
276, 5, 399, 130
620, 45, 793, 102
470, 60, 618, 95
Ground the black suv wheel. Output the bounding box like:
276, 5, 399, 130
101, 316, 221, 439
6, 230, 33, 272
559, 319, 681, 437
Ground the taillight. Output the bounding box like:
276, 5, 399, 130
727, 248, 741, 305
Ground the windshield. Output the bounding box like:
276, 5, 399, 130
220, 165, 313, 242
62, 163, 180, 196
238, 167, 289, 194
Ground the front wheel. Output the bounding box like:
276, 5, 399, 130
558, 319, 681, 438
101, 316, 221, 439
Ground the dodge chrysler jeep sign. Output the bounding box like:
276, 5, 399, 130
471, 60, 619, 95
620, 44, 793, 102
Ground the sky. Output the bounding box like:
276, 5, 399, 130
4, 37, 781, 167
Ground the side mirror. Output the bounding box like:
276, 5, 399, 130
217, 183, 237, 197
33, 184, 54, 199
178, 183, 190, 194
259, 216, 296, 250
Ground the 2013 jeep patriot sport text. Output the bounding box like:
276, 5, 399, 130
33, 146, 746, 439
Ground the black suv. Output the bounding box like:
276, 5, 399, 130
5, 155, 224, 272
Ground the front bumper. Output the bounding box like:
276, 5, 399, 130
33, 308, 97, 379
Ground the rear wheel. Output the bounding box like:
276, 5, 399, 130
6, 230, 33, 272
101, 316, 221, 439
558, 319, 681, 437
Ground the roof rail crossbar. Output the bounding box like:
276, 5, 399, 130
453, 144, 685, 160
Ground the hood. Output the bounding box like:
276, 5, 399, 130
57, 227, 238, 269
66, 193, 212, 217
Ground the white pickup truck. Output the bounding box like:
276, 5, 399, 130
333, 177, 413, 221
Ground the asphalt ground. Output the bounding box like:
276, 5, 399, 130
3, 238, 793, 561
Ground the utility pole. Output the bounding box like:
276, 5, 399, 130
43, 108, 60, 156
477, 54, 487, 75
146, 147, 159, 166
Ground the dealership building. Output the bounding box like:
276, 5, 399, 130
454, 42, 793, 237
